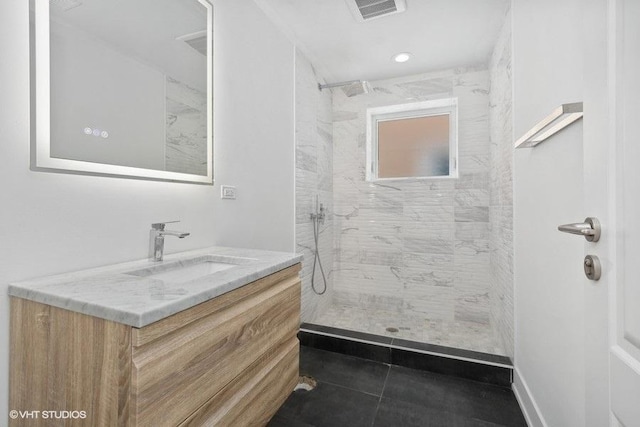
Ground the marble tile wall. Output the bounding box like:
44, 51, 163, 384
165, 76, 208, 176
295, 50, 334, 322
489, 10, 515, 358
331, 67, 494, 333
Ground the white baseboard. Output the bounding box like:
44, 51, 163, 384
512, 367, 548, 427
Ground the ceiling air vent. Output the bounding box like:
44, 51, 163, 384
346, 0, 407, 22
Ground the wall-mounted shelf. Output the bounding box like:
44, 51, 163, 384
515, 102, 583, 149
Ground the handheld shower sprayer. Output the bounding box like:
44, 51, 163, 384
310, 196, 327, 295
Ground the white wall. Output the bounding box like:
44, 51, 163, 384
512, 1, 586, 426
211, 0, 295, 252
0, 0, 295, 422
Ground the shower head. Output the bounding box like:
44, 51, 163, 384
318, 80, 371, 97
342, 81, 372, 97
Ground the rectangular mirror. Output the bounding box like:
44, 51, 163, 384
31, 0, 213, 184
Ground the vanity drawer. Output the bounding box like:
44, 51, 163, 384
130, 270, 301, 427
179, 337, 299, 426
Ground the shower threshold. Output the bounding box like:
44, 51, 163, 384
299, 323, 513, 387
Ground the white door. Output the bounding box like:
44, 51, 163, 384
584, 0, 640, 425
608, 0, 640, 424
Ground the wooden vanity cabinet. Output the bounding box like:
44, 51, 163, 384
10, 264, 301, 427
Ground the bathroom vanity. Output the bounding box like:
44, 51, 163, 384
8, 247, 302, 426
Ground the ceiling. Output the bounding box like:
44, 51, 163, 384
253, 0, 509, 83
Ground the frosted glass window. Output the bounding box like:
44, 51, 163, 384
366, 99, 458, 181
378, 114, 450, 178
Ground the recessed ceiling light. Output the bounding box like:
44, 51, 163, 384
393, 52, 412, 63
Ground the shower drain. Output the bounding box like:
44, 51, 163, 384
386, 327, 399, 333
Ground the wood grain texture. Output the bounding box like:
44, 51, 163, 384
9, 297, 131, 427
131, 274, 300, 427
132, 264, 301, 347
10, 264, 301, 427
179, 338, 299, 427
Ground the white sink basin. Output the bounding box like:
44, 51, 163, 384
125, 255, 255, 284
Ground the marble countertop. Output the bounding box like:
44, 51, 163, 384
8, 246, 303, 328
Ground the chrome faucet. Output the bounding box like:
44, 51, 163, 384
149, 221, 190, 262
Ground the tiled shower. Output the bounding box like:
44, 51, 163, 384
296, 10, 513, 358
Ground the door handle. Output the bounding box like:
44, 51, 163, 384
557, 217, 601, 242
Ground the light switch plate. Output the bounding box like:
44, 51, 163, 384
221, 185, 236, 199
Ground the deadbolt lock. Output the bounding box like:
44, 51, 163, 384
584, 255, 601, 281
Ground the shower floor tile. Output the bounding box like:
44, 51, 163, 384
314, 302, 506, 356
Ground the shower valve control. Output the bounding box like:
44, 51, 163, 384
583, 255, 601, 281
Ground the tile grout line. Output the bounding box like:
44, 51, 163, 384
371, 364, 391, 427
301, 347, 392, 398
313, 379, 384, 399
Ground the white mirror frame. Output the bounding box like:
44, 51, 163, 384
30, 0, 214, 185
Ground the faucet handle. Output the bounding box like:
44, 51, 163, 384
151, 221, 180, 231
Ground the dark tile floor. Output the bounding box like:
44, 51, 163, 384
268, 347, 527, 427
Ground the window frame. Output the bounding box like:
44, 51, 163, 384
366, 98, 459, 182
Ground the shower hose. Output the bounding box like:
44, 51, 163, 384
311, 212, 327, 295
